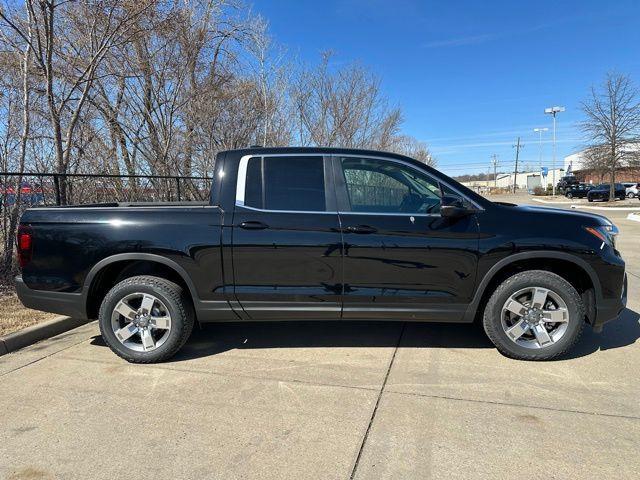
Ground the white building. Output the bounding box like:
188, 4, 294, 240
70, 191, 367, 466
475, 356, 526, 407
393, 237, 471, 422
462, 168, 565, 192
564, 151, 587, 173
564, 145, 640, 174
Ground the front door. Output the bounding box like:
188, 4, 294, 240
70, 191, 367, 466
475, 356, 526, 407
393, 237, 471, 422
232, 154, 342, 319
333, 155, 480, 321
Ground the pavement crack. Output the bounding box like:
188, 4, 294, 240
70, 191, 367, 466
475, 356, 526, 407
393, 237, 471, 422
386, 389, 640, 421
0, 337, 92, 378
349, 322, 406, 480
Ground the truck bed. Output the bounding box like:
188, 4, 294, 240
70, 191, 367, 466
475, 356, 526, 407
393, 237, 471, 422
40, 201, 210, 208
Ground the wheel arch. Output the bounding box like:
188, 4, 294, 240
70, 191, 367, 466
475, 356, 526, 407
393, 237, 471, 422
464, 251, 601, 324
83, 253, 199, 319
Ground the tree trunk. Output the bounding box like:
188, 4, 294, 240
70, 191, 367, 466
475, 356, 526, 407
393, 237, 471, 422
609, 167, 616, 202
3, 17, 32, 274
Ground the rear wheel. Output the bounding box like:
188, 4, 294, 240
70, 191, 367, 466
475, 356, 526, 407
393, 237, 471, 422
628, 192, 635, 199
566, 192, 573, 199
483, 270, 584, 360
98, 275, 194, 363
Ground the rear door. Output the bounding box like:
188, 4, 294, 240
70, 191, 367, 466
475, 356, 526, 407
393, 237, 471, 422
333, 154, 480, 321
231, 154, 343, 319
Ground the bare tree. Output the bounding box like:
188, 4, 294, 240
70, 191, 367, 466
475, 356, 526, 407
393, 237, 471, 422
0, 0, 153, 203
292, 52, 403, 149
246, 15, 292, 147
581, 73, 640, 200
580, 145, 609, 183
388, 135, 436, 166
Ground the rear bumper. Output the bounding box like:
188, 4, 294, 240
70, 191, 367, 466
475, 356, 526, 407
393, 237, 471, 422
15, 276, 86, 318
593, 273, 627, 329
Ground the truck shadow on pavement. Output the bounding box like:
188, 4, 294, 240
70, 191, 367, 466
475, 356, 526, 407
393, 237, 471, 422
90, 308, 640, 361
154, 321, 494, 362
563, 307, 640, 359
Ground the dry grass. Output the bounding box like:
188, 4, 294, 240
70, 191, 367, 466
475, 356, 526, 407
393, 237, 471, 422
0, 294, 58, 337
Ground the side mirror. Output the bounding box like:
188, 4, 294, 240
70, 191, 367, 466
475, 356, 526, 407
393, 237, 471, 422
440, 194, 472, 218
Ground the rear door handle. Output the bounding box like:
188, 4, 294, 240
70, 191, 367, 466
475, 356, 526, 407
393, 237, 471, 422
239, 221, 269, 230
346, 225, 377, 234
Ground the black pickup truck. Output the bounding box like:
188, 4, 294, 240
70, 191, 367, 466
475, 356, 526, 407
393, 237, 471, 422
16, 147, 627, 362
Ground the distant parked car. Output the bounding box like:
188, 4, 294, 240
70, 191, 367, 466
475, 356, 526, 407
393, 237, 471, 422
621, 182, 639, 198
0, 182, 45, 206
586, 183, 626, 202
564, 183, 593, 199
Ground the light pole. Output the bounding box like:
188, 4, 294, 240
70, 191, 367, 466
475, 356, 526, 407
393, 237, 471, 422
544, 106, 565, 196
533, 127, 548, 169
534, 127, 548, 186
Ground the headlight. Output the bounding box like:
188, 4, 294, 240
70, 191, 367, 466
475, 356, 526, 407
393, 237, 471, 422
584, 224, 618, 248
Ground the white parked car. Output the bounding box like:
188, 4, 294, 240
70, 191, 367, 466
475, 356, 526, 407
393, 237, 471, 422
622, 182, 639, 198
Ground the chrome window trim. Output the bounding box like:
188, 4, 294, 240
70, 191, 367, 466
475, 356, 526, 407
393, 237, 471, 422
235, 152, 483, 215
337, 211, 441, 217
237, 204, 337, 215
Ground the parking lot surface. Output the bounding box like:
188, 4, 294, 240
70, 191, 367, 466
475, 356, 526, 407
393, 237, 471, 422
1, 194, 639, 480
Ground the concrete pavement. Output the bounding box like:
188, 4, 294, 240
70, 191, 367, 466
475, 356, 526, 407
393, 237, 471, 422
1, 194, 639, 480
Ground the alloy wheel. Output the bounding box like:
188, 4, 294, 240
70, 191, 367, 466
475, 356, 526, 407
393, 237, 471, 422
110, 292, 172, 352
500, 286, 569, 349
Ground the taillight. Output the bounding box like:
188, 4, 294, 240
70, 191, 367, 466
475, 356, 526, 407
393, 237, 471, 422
16, 225, 33, 268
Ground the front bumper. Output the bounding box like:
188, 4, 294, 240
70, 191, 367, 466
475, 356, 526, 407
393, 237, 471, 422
15, 275, 86, 318
593, 273, 627, 330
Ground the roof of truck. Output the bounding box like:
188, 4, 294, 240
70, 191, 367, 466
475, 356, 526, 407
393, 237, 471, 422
220, 146, 425, 165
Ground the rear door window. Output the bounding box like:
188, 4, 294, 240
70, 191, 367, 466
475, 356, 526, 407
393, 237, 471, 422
242, 156, 328, 212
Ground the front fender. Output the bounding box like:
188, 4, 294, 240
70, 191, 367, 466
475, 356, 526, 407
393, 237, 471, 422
462, 251, 602, 323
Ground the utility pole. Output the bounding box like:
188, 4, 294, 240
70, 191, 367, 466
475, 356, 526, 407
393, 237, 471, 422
491, 154, 499, 188
513, 137, 523, 193
486, 165, 491, 192
544, 106, 565, 196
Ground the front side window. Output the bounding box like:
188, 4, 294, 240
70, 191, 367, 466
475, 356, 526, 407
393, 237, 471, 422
242, 156, 327, 211
340, 157, 443, 214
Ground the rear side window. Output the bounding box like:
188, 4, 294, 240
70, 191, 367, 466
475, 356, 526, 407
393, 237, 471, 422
242, 156, 327, 211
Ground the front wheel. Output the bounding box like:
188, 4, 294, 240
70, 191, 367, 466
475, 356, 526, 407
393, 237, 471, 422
627, 192, 635, 199
482, 270, 585, 360
98, 275, 194, 363
566, 192, 573, 199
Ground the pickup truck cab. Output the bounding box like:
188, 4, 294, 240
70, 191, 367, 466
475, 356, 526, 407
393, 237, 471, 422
16, 147, 627, 362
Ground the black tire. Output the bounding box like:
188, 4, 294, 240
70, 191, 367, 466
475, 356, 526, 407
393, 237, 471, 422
566, 192, 573, 199
98, 275, 195, 363
482, 270, 585, 361
587, 197, 593, 202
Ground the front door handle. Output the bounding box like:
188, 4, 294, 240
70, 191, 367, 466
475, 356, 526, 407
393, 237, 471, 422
239, 221, 269, 230
346, 225, 377, 234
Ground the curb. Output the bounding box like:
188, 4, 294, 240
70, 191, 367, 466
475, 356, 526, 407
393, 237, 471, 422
628, 213, 640, 223
0, 316, 89, 357
570, 205, 640, 211
531, 198, 573, 204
